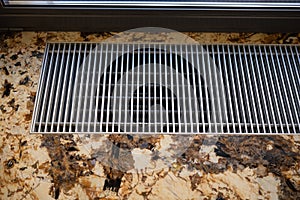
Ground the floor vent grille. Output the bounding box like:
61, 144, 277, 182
31, 43, 300, 134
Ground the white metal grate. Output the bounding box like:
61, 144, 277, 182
31, 42, 300, 134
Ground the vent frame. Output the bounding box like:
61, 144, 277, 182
31, 42, 300, 134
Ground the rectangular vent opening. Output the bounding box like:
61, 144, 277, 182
31, 43, 300, 134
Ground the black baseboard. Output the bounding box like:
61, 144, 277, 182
1, 6, 300, 32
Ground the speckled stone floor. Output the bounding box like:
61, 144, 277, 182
0, 32, 300, 200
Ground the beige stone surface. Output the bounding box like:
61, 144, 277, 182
0, 31, 300, 199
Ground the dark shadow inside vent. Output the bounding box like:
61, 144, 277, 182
129, 84, 180, 132
96, 48, 210, 133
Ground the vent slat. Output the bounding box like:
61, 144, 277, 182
248, 46, 265, 133
227, 46, 241, 133
31, 43, 300, 134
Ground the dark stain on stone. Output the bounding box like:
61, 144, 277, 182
35, 36, 45, 46
40, 135, 95, 199
103, 166, 124, 192
15, 62, 21, 66
228, 35, 241, 43
66, 146, 79, 152
19, 70, 27, 75
8, 98, 15, 106
19, 167, 27, 171
216, 195, 225, 200
15, 104, 19, 112
93, 144, 133, 173
178, 136, 203, 165
108, 134, 160, 152
24, 114, 32, 121
103, 176, 122, 192
177, 135, 300, 198
80, 32, 110, 40
54, 187, 60, 199
181, 152, 186, 159
31, 50, 43, 58
80, 32, 92, 41
8, 98, 19, 111
101, 32, 114, 37
0, 54, 4, 59
19, 76, 30, 85
0, 105, 6, 113
5, 158, 16, 169
214, 147, 231, 158
0, 31, 16, 52
31, 161, 38, 169
213, 136, 299, 198
126, 134, 133, 140
189, 173, 201, 190
10, 54, 18, 60
0, 31, 19, 40
21, 140, 27, 146
91, 134, 159, 193
139, 140, 155, 151
141, 175, 147, 183
2, 67, 9, 75
277, 33, 298, 44
279, 176, 300, 199
29, 91, 36, 103
285, 178, 297, 192
2, 80, 14, 97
